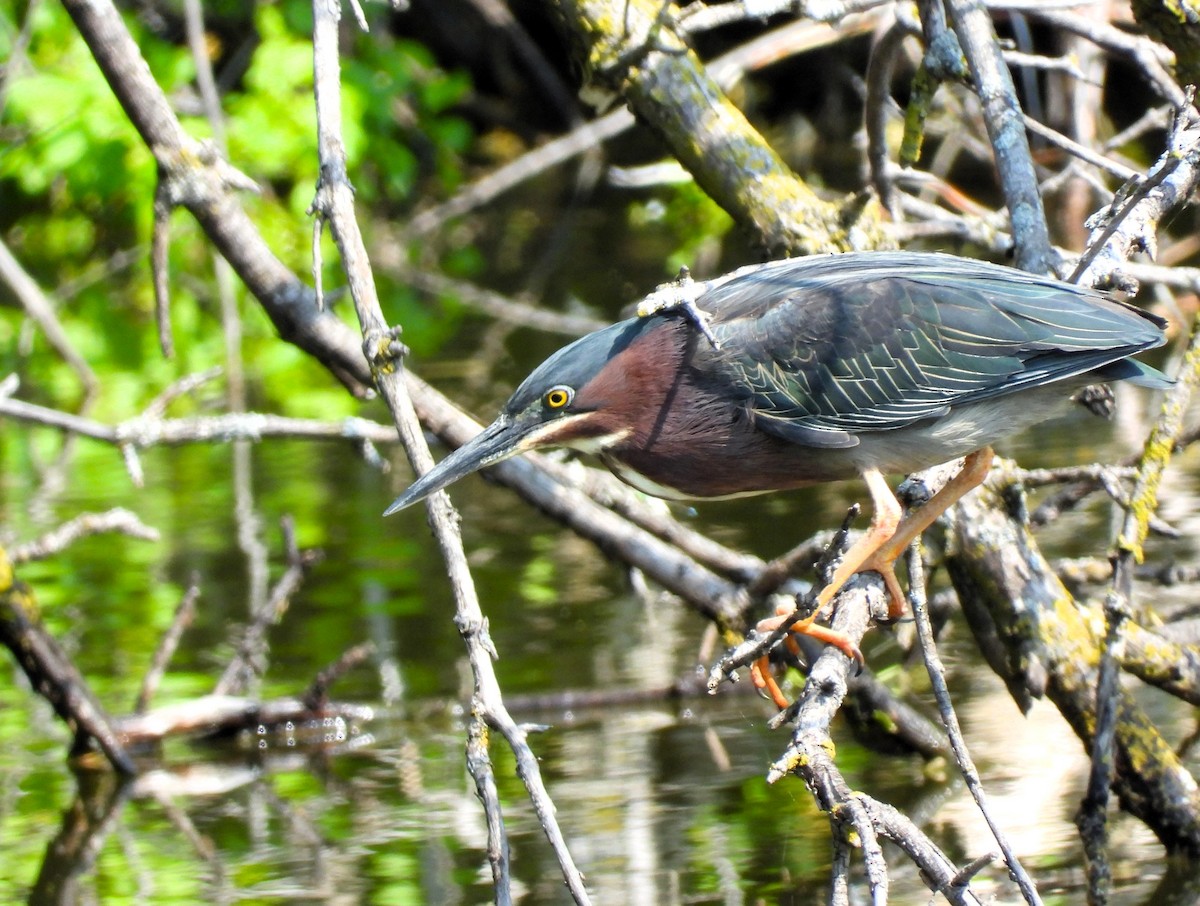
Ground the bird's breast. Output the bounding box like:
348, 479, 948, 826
597, 383, 1079, 500
599, 388, 862, 499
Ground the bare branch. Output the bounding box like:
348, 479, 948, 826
61, 0, 375, 396
142, 367, 223, 419
134, 580, 200, 714
949, 467, 1200, 854
1029, 7, 1185, 106
534, 0, 887, 254
1070, 96, 1200, 288
945, 0, 1054, 272
0, 236, 97, 392
0, 549, 135, 774
151, 186, 175, 358
114, 694, 374, 745
0, 394, 397, 450
309, 1, 590, 899
410, 10, 888, 238
906, 545, 1041, 905
303, 642, 375, 711
400, 267, 606, 336
10, 509, 160, 563
1082, 254, 1200, 899
215, 517, 321, 696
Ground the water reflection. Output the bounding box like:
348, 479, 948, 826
5, 637, 1200, 903
2, 364, 1196, 902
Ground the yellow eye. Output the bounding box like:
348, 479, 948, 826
544, 386, 574, 409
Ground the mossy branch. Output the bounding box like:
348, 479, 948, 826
550, 0, 888, 254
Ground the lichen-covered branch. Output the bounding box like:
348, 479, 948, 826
946, 474, 1200, 854
1131, 0, 1200, 90
549, 0, 888, 254
0, 548, 135, 774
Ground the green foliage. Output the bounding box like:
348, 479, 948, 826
1, 7, 151, 207
366, 851, 426, 905
374, 278, 466, 359
627, 181, 735, 276
223, 6, 319, 197
0, 0, 477, 416
343, 35, 472, 205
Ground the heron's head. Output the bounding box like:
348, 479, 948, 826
384, 316, 670, 514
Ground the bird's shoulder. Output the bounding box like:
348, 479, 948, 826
674, 254, 1161, 447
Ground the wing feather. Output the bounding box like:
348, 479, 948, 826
687, 253, 1166, 449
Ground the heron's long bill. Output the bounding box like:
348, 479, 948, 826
383, 415, 530, 515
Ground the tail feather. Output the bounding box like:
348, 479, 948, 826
1094, 358, 1173, 389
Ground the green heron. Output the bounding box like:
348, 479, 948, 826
386, 252, 1169, 706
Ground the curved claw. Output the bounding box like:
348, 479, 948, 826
751, 655, 791, 708
861, 553, 909, 622
797, 621, 864, 667
747, 450, 997, 708
749, 612, 865, 708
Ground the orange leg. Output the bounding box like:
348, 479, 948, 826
751, 599, 863, 707
751, 659, 790, 709
749, 447, 995, 707
861, 446, 994, 618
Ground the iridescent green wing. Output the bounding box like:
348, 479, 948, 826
695, 255, 1164, 449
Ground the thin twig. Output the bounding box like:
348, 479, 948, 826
214, 517, 320, 696
0, 551, 136, 774
1068, 106, 1200, 894
1071, 95, 1200, 288
308, 2, 590, 900
303, 642, 375, 710
708, 509, 858, 693
1030, 424, 1200, 526
400, 267, 605, 336
134, 579, 200, 714
1082, 293, 1200, 901
0, 236, 97, 392
150, 791, 218, 862
1010, 464, 1138, 489
10, 509, 160, 563
467, 717, 513, 906
114, 693, 374, 743
759, 579, 889, 901
407, 10, 887, 237
0, 394, 398, 450
863, 19, 914, 216
744, 530, 837, 597
142, 367, 224, 419
1027, 8, 1184, 106
906, 543, 1042, 905
860, 796, 987, 905
1021, 114, 1139, 182
151, 186, 174, 358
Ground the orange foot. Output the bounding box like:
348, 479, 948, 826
748, 448, 995, 708
749, 600, 864, 709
